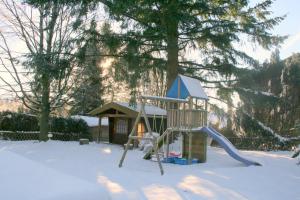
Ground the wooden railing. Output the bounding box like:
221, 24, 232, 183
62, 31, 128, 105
167, 109, 207, 130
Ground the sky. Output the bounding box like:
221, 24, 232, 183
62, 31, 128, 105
248, 0, 300, 62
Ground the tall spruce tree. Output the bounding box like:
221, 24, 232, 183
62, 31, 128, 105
28, 0, 285, 96
97, 0, 284, 91
235, 51, 300, 140
70, 20, 104, 115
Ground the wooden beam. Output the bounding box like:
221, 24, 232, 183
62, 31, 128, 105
141, 95, 188, 103
97, 116, 102, 143
205, 100, 208, 126
99, 114, 131, 118
118, 108, 142, 168
141, 100, 164, 175
178, 77, 181, 99
166, 130, 170, 159
188, 133, 192, 164
90, 102, 138, 117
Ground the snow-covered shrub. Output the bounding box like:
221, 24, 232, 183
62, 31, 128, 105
65, 118, 89, 137
50, 117, 89, 137
50, 117, 67, 133
0, 111, 90, 141
0, 111, 38, 131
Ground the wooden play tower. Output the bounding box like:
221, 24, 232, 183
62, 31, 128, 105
119, 75, 209, 175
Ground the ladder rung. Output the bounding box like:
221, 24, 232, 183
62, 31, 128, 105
129, 136, 154, 140
129, 136, 139, 140
151, 153, 164, 157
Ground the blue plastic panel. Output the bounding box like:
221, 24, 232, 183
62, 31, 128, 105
166, 77, 190, 99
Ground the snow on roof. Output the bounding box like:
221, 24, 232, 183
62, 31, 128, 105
71, 115, 108, 127
179, 75, 208, 99
166, 74, 208, 100
115, 102, 167, 116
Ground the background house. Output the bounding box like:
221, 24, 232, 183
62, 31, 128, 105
71, 115, 109, 142
89, 102, 166, 145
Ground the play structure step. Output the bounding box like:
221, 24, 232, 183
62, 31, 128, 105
129, 136, 154, 140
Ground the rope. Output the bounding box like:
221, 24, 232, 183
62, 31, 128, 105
152, 114, 157, 133
158, 115, 164, 134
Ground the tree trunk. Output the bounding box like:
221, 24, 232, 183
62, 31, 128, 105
165, 6, 179, 90
163, 1, 179, 90
39, 74, 50, 141
38, 3, 58, 141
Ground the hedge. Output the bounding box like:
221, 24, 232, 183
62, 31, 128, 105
0, 111, 90, 140
0, 111, 39, 131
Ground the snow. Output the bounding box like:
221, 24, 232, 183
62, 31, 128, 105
0, 146, 109, 200
179, 75, 209, 100
237, 87, 278, 98
0, 140, 299, 200
71, 115, 108, 127
139, 132, 160, 154
116, 102, 167, 116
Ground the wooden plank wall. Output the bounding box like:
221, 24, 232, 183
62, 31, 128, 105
182, 133, 207, 163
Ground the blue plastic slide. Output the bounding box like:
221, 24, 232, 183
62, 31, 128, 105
198, 126, 261, 166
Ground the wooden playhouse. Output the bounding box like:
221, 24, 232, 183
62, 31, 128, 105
89, 102, 166, 145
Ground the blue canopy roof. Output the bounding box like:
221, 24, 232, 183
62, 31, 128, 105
166, 75, 208, 100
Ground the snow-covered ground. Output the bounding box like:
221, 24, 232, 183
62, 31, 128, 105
0, 141, 299, 200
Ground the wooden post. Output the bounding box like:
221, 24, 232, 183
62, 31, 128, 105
167, 102, 170, 128
141, 101, 164, 175
119, 107, 142, 168
166, 129, 170, 159
188, 97, 193, 109
188, 133, 192, 164
188, 97, 193, 129
205, 100, 208, 126
183, 102, 186, 128
97, 116, 102, 143
178, 76, 181, 98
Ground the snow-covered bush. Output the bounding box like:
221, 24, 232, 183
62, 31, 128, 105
50, 117, 89, 136
0, 111, 90, 140
0, 111, 38, 131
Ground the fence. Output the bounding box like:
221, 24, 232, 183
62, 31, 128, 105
1, 131, 298, 151
223, 137, 298, 151
0, 131, 84, 141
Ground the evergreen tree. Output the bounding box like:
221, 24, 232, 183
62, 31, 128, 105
280, 53, 300, 131
70, 20, 104, 115
235, 51, 300, 140
97, 0, 284, 91
36, 0, 284, 97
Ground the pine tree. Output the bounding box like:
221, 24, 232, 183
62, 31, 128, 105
235, 51, 300, 139
70, 20, 104, 115
97, 0, 284, 91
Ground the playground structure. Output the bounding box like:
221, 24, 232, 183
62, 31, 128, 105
119, 75, 261, 175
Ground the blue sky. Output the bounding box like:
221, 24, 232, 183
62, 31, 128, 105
250, 0, 300, 61
273, 0, 300, 58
